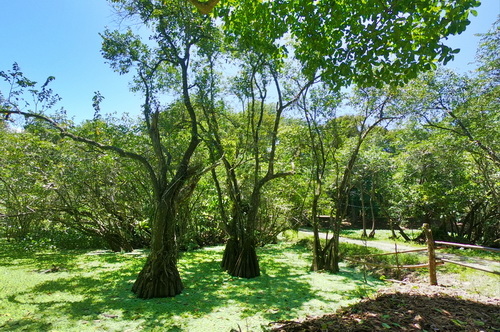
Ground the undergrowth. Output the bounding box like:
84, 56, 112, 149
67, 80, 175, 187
7, 228, 105, 251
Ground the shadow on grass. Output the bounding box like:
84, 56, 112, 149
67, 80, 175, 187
0, 239, 84, 271
1, 242, 382, 331
0, 317, 54, 331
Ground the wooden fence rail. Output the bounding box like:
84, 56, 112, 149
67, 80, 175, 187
434, 241, 500, 253
350, 248, 428, 258
347, 223, 500, 285
439, 258, 500, 275
345, 257, 443, 270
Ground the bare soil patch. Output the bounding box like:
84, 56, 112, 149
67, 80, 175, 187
271, 277, 499, 331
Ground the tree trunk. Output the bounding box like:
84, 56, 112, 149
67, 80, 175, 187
223, 194, 261, 278
394, 223, 412, 242
104, 233, 134, 252
389, 219, 398, 238
330, 213, 341, 273
314, 213, 340, 273
360, 186, 368, 238
311, 191, 324, 271
322, 235, 339, 273
132, 248, 183, 298
221, 201, 243, 272
222, 232, 260, 278
132, 196, 183, 299
368, 182, 376, 238
221, 237, 239, 272
229, 237, 260, 278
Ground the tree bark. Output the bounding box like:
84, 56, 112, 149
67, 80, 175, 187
221, 237, 239, 272
132, 195, 184, 298
222, 234, 261, 278
368, 182, 376, 238
229, 237, 260, 278
330, 212, 342, 273
360, 185, 368, 238
394, 223, 412, 242
132, 248, 183, 298
223, 194, 261, 278
311, 191, 324, 271
104, 233, 134, 252
322, 234, 340, 273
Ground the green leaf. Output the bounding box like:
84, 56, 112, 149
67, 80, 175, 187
451, 319, 466, 326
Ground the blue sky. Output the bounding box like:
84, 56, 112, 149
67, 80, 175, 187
1, 1, 498, 123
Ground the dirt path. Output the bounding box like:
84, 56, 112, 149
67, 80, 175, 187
298, 229, 500, 274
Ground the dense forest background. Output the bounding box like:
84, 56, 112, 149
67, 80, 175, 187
1, 1, 498, 299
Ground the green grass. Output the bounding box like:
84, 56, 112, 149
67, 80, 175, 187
439, 246, 500, 262
339, 229, 422, 243
296, 228, 500, 261
436, 266, 500, 298
285, 230, 500, 292
0, 240, 384, 331
282, 231, 426, 280
294, 228, 424, 247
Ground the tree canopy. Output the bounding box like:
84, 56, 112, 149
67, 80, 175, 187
0, 0, 494, 300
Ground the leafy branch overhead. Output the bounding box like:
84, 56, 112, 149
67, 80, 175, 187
187, 0, 220, 14
219, 0, 480, 88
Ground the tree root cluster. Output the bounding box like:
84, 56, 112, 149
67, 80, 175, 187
132, 255, 183, 299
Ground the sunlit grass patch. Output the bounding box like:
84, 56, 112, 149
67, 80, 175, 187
0, 239, 384, 331
339, 229, 422, 243
439, 246, 500, 261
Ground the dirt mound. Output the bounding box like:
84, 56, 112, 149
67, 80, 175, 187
271, 282, 499, 331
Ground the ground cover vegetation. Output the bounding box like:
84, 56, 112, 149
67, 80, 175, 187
1, 235, 498, 331
0, 238, 385, 331
0, 0, 498, 326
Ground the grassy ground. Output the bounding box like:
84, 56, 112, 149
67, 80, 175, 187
339, 229, 422, 243
2, 232, 498, 331
286, 229, 500, 298
339, 229, 500, 261
0, 240, 384, 331
295, 228, 423, 247
438, 245, 500, 262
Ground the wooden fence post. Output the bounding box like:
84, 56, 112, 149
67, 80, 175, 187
423, 223, 438, 285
